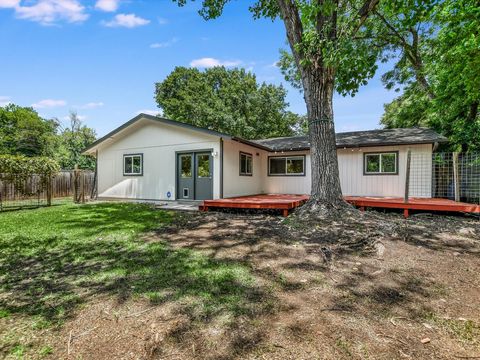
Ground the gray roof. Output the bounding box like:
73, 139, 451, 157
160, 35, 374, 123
252, 127, 448, 151
84, 113, 447, 154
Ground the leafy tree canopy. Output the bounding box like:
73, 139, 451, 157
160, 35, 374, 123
57, 112, 97, 170
155, 66, 304, 139
0, 104, 60, 157
380, 0, 480, 151
0, 105, 97, 170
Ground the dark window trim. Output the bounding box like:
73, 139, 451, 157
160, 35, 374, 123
363, 151, 399, 176
239, 151, 253, 176
267, 155, 306, 177
123, 153, 143, 176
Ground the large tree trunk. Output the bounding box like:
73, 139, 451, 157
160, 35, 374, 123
304, 68, 344, 205
278, 0, 345, 208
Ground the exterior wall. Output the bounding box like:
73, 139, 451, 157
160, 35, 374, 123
95, 117, 434, 200
97, 118, 221, 200
260, 144, 432, 197
338, 143, 432, 197
222, 140, 268, 197
263, 151, 311, 194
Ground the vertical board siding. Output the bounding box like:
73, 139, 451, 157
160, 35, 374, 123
338, 144, 432, 197
96, 118, 221, 200
264, 152, 312, 194
222, 140, 267, 198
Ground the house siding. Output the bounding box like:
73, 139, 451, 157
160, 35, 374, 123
93, 116, 434, 201
97, 118, 221, 200
264, 151, 312, 194
261, 144, 432, 198
222, 139, 267, 197
338, 143, 432, 197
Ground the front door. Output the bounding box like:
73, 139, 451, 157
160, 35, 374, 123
194, 152, 213, 200
176, 151, 213, 200
177, 153, 194, 200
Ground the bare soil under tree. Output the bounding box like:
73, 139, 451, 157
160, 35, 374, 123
31, 208, 480, 359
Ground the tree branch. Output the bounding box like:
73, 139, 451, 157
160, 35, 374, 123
351, 0, 380, 36
277, 0, 306, 78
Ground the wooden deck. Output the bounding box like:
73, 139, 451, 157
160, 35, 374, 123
200, 194, 480, 217
200, 194, 309, 217
345, 196, 480, 218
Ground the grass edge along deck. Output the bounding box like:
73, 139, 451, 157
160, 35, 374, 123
200, 194, 480, 218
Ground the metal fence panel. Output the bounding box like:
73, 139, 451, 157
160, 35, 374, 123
0, 170, 95, 211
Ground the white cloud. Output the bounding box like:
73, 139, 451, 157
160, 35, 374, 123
3, 0, 89, 25
0, 96, 12, 106
137, 109, 161, 116
102, 13, 150, 28
190, 57, 242, 68
95, 0, 119, 12
0, 0, 19, 8
32, 99, 67, 108
150, 37, 178, 49
79, 101, 104, 109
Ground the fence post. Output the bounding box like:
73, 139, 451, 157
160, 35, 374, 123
404, 149, 411, 203
73, 165, 79, 203
453, 152, 460, 202
81, 170, 85, 203
46, 175, 52, 206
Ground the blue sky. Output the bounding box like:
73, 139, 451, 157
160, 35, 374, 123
0, 0, 399, 137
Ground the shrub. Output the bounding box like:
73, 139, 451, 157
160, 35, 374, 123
0, 155, 60, 196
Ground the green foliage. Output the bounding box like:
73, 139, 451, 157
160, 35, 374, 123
156, 66, 303, 139
57, 111, 97, 170
0, 104, 59, 157
0, 154, 60, 196
0, 155, 60, 176
381, 0, 480, 151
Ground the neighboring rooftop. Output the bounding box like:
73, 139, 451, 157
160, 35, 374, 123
252, 127, 448, 151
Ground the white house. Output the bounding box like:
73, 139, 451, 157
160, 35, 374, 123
83, 113, 447, 201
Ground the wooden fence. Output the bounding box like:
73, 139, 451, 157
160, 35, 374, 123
0, 170, 95, 210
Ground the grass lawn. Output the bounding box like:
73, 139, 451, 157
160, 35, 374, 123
0, 202, 261, 359
1, 202, 479, 359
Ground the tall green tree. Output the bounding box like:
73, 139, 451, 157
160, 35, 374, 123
172, 0, 384, 208
57, 112, 97, 170
155, 66, 303, 139
379, 0, 479, 151
0, 104, 59, 157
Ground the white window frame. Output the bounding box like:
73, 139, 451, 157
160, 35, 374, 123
123, 153, 143, 176
268, 155, 305, 176
364, 151, 398, 175
239, 152, 253, 176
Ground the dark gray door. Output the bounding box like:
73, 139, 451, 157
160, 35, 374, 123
194, 152, 213, 200
177, 153, 194, 200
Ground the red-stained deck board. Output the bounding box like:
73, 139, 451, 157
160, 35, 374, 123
200, 194, 309, 216
199, 194, 480, 217
345, 196, 480, 215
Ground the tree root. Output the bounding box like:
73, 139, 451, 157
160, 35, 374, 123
286, 199, 396, 256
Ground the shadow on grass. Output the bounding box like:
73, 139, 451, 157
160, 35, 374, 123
0, 203, 274, 329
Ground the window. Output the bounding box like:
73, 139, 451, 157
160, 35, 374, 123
123, 154, 143, 175
239, 152, 253, 176
268, 156, 305, 176
197, 154, 211, 178
180, 154, 192, 178
364, 152, 398, 175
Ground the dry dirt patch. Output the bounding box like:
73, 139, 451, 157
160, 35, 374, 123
13, 210, 480, 359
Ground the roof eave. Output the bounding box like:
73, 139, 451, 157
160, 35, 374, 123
82, 113, 233, 155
